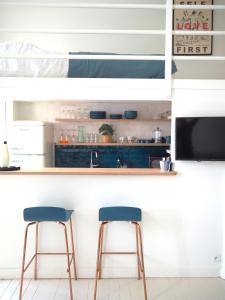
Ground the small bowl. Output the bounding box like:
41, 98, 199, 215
124, 110, 138, 119
110, 114, 122, 119
90, 111, 106, 119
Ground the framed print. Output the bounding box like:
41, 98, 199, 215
173, 0, 213, 55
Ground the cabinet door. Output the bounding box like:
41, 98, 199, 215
55, 146, 90, 167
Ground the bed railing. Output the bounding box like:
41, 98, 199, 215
0, 1, 224, 99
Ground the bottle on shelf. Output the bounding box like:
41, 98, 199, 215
58, 131, 69, 144
153, 127, 162, 143
59, 132, 65, 144
77, 126, 85, 143
1, 141, 10, 167
71, 130, 77, 143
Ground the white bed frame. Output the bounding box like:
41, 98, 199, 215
0, 1, 224, 102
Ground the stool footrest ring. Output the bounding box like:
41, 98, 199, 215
37, 252, 74, 255
102, 251, 136, 255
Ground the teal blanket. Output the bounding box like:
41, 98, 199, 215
68, 52, 177, 78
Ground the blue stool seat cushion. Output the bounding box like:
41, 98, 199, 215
23, 206, 73, 222
99, 206, 142, 222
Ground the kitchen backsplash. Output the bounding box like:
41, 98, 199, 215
13, 100, 171, 142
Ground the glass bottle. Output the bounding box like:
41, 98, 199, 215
2, 141, 9, 167
59, 132, 65, 144
71, 130, 77, 143
153, 127, 162, 143
64, 130, 69, 144
77, 126, 85, 143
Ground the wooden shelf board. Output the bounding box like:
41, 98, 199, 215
55, 118, 171, 122
55, 143, 170, 147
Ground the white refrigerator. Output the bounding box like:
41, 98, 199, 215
9, 121, 53, 168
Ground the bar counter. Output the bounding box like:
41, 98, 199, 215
0, 167, 177, 175
0, 166, 178, 279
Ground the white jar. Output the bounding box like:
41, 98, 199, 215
160, 158, 168, 171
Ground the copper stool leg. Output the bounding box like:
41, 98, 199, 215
19, 222, 36, 300
98, 222, 105, 279
59, 222, 73, 300
34, 222, 39, 280
137, 223, 147, 300
135, 223, 141, 280
69, 217, 77, 280
94, 222, 104, 300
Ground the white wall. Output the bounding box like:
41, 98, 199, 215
0, 84, 225, 279
221, 175, 225, 278
172, 87, 225, 279
0, 0, 224, 79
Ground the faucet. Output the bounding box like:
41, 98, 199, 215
116, 157, 122, 168
90, 151, 99, 168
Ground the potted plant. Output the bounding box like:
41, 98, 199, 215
99, 123, 114, 143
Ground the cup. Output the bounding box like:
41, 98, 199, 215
85, 133, 90, 143
160, 160, 168, 171
127, 136, 133, 143
119, 136, 125, 144
165, 136, 171, 144
94, 133, 99, 143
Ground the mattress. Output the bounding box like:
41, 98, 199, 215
0, 42, 177, 78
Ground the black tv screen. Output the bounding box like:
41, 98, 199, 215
176, 117, 225, 161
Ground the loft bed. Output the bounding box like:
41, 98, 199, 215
0, 1, 224, 101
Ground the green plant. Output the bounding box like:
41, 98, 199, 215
99, 123, 114, 135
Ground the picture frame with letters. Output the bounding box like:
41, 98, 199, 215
173, 0, 213, 55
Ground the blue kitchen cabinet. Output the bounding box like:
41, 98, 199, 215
55, 144, 169, 168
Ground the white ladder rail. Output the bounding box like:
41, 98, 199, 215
165, 0, 173, 99
0, 2, 166, 9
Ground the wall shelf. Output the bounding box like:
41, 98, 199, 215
55, 143, 170, 147
55, 118, 171, 123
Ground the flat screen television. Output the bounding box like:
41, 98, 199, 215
175, 117, 225, 161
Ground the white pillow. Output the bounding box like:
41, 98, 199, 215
0, 41, 68, 77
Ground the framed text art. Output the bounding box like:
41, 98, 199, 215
173, 0, 213, 55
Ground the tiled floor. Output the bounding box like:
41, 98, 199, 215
0, 277, 225, 300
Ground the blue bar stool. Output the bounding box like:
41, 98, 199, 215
94, 206, 147, 300
19, 206, 77, 300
